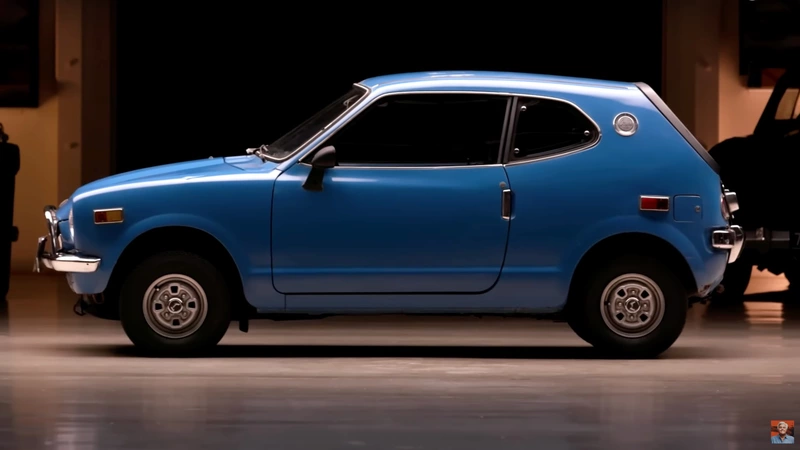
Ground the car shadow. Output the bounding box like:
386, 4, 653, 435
61, 342, 721, 360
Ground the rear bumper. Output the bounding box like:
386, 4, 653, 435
712, 225, 744, 263
710, 190, 744, 263
33, 205, 100, 274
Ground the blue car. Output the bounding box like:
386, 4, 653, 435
34, 71, 744, 357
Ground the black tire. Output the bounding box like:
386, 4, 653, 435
119, 251, 232, 355
567, 255, 687, 358
713, 259, 752, 304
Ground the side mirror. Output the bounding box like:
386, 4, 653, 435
311, 145, 336, 168
302, 145, 336, 191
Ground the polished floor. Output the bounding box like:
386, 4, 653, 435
1, 270, 799, 449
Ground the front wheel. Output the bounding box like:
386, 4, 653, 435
119, 251, 232, 355
567, 255, 687, 358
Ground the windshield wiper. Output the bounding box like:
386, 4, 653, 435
245, 144, 269, 161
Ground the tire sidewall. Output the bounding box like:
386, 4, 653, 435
120, 251, 232, 354
572, 256, 687, 357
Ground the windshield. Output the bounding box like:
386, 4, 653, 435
263, 85, 368, 161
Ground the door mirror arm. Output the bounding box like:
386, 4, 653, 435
302, 145, 336, 191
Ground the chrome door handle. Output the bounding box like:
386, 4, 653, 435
501, 189, 512, 220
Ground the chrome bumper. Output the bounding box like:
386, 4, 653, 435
33, 205, 100, 273
712, 225, 745, 263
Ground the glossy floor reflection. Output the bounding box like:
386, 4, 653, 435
1, 270, 799, 449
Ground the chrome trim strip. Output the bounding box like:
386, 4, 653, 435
44, 205, 59, 253
711, 225, 744, 263
298, 162, 505, 170
296, 89, 603, 167
724, 191, 739, 214
505, 97, 602, 166
265, 83, 371, 163
35, 203, 101, 273
501, 189, 512, 220
34, 235, 100, 273
729, 225, 744, 263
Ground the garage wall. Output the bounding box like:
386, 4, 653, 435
1, 0, 111, 273
718, 0, 772, 142
0, 0, 62, 274
663, 0, 773, 148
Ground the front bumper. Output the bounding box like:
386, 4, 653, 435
33, 205, 100, 273
712, 225, 745, 263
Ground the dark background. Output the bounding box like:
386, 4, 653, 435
4, 1, 800, 173
0, 0, 39, 107
113, 3, 666, 173
740, 0, 800, 84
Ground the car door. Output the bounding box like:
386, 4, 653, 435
500, 95, 602, 295
271, 92, 513, 294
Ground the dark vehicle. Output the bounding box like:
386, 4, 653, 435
710, 68, 800, 299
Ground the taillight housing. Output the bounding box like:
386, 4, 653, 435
721, 193, 731, 220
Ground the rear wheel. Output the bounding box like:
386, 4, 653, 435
119, 251, 232, 355
567, 255, 687, 358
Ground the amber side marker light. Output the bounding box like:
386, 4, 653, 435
94, 208, 124, 224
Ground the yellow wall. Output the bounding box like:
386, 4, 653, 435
664, 0, 775, 146
718, 0, 772, 142
3, 0, 84, 273
1, 98, 59, 273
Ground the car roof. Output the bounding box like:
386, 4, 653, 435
358, 71, 638, 93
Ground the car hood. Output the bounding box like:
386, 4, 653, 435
68, 155, 278, 205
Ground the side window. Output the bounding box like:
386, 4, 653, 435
319, 93, 509, 166
510, 97, 599, 161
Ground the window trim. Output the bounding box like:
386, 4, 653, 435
297, 90, 601, 169
502, 95, 602, 166
299, 90, 515, 168
265, 83, 371, 163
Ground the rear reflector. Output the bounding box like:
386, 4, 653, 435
640, 196, 670, 211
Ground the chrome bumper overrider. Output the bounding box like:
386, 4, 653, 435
33, 205, 101, 273
711, 225, 745, 263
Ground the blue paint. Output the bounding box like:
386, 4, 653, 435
272, 164, 511, 293
673, 195, 703, 223
45, 71, 734, 316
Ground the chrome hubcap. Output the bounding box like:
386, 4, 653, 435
600, 273, 665, 338
143, 274, 208, 339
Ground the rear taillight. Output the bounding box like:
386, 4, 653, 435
721, 193, 731, 220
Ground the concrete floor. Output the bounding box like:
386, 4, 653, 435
0, 270, 798, 449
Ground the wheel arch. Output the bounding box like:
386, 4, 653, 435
104, 226, 253, 320
566, 232, 698, 307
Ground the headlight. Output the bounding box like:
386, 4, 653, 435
68, 207, 75, 244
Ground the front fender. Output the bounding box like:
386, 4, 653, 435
67, 213, 253, 294
115, 213, 247, 272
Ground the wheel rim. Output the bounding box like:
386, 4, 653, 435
142, 274, 209, 339
600, 273, 665, 339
